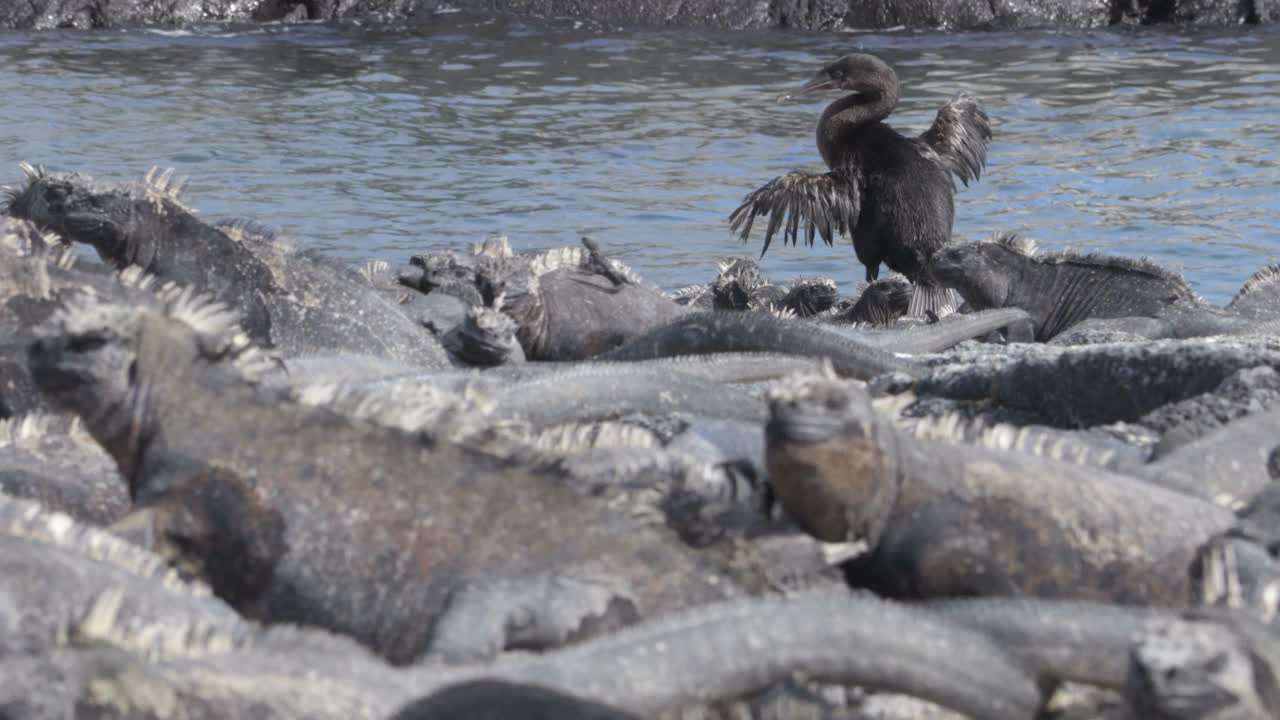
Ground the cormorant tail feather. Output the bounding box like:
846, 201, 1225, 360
906, 284, 960, 320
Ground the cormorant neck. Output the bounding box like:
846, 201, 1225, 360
816, 85, 899, 168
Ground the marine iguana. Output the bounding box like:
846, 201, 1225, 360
900, 411, 1149, 473
596, 307, 1033, 381
479, 238, 692, 361
358, 258, 463, 330
820, 275, 914, 326
1140, 365, 1280, 457
0, 493, 243, 658
1185, 479, 1280, 626
0, 414, 128, 526
2, 585, 1044, 720
928, 233, 1271, 342
904, 335, 1280, 428
401, 236, 687, 362
400, 250, 486, 307
1126, 608, 1280, 719
1190, 532, 1280, 628
215, 219, 453, 368
672, 256, 767, 311
596, 310, 928, 380
676, 257, 841, 317
27, 290, 783, 664
438, 305, 526, 367
6, 163, 278, 346
1137, 406, 1280, 509
765, 370, 1236, 605
833, 307, 1033, 355
0, 216, 190, 418
1226, 263, 1280, 324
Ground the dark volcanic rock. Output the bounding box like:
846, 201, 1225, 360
0, 0, 1269, 31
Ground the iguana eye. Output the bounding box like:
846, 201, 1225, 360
67, 334, 108, 353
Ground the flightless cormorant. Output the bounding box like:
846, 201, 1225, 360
729, 53, 992, 315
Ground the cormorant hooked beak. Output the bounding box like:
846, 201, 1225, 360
777, 73, 839, 103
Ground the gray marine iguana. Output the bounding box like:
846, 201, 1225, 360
928, 232, 1274, 342
674, 257, 840, 317
0, 493, 244, 659
593, 309, 1032, 381
6, 164, 452, 367
216, 219, 453, 368
26, 289, 782, 665
0, 414, 128, 526
1226, 263, 1280, 324
765, 370, 1236, 605
1126, 607, 1280, 719
6, 164, 279, 346
903, 335, 1280, 428
925, 596, 1280, 719
401, 236, 689, 362
1137, 405, 1280, 509
2, 584, 1044, 720
820, 274, 914, 326
1140, 365, 1280, 457
480, 237, 693, 361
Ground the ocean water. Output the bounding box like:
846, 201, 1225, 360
2, 17, 1277, 303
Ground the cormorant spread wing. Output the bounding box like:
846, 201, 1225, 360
917, 93, 992, 187
728, 170, 861, 258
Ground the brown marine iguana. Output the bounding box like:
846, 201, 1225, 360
764, 370, 1237, 605
26, 289, 781, 665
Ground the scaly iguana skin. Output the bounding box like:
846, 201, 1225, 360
765, 371, 1236, 606
27, 290, 778, 665
0, 493, 243, 658
0, 414, 127, 526
904, 335, 1280, 428
7, 164, 278, 346
7, 165, 452, 367
929, 233, 1274, 342
1138, 406, 1280, 509
215, 219, 452, 368
1, 585, 1044, 720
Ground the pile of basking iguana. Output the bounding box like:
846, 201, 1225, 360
2, 162, 1280, 720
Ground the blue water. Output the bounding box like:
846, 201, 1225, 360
2, 18, 1278, 303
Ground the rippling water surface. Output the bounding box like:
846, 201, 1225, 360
2, 19, 1278, 302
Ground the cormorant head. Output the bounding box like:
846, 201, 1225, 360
780, 54, 899, 102
927, 241, 1015, 310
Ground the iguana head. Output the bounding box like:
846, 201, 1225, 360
764, 369, 901, 548
28, 283, 275, 484
929, 233, 1035, 310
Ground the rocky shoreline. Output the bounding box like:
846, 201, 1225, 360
2, 163, 1279, 717
0, 0, 1273, 33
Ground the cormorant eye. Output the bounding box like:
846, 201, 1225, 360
832, 70, 846, 80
